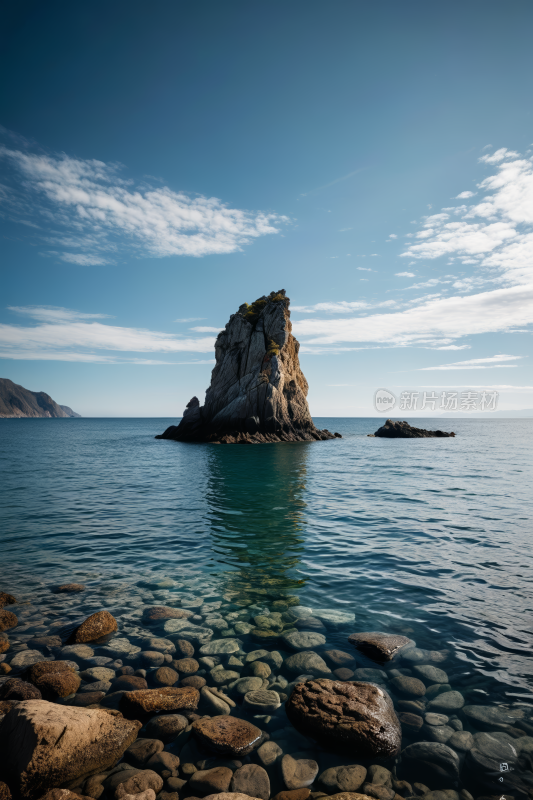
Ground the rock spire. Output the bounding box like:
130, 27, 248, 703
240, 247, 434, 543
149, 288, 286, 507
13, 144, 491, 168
157, 290, 340, 444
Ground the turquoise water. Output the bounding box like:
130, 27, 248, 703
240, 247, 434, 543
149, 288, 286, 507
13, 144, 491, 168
1, 417, 533, 795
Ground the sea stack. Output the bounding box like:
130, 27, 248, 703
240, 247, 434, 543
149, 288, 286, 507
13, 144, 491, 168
157, 290, 341, 444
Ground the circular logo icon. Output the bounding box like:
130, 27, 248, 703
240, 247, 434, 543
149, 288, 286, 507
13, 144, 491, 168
374, 388, 396, 412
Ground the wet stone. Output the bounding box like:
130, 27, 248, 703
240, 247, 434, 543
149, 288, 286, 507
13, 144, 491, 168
281, 631, 326, 651
182, 675, 207, 690
209, 668, 240, 686
312, 609, 356, 628
399, 742, 460, 787
153, 666, 178, 686
421, 723, 455, 743
332, 668, 354, 681
398, 712, 423, 733
143, 713, 188, 742
234, 677, 263, 696
174, 639, 195, 658
248, 662, 270, 679
120, 686, 200, 723
348, 632, 411, 662
30, 636, 63, 650
53, 584, 86, 593
448, 730, 474, 751
424, 713, 449, 726
0, 611, 17, 632
192, 715, 263, 757
257, 740, 283, 767
389, 676, 426, 697
281, 755, 319, 790
140, 638, 176, 654
427, 690, 465, 712
322, 650, 356, 668
413, 664, 448, 684
273, 791, 310, 800
81, 667, 116, 682
125, 738, 165, 768
8, 650, 44, 669
172, 657, 199, 675
81, 679, 112, 693
200, 639, 240, 656
71, 611, 117, 643
352, 668, 387, 683
112, 675, 148, 691
231, 764, 270, 800
143, 607, 193, 622
287, 679, 401, 758
0, 593, 16, 608
0, 678, 42, 700
61, 644, 95, 662
462, 704, 524, 731
242, 689, 281, 713
284, 652, 331, 677
140, 651, 165, 668
317, 766, 367, 794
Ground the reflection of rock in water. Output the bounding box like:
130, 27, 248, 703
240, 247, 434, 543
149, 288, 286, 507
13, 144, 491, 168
205, 443, 309, 603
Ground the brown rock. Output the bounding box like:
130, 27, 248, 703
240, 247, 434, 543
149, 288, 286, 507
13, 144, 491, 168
72, 692, 106, 707
388, 676, 426, 697
30, 636, 63, 650
322, 650, 356, 668
0, 664, 11, 675
285, 679, 401, 758
35, 671, 81, 700
26, 660, 75, 683
188, 767, 233, 796
172, 657, 199, 675
71, 611, 117, 643
347, 633, 410, 662
115, 770, 163, 798
181, 675, 206, 690
174, 639, 195, 657
360, 786, 393, 800
0, 639, 9, 654
398, 712, 423, 733
0, 610, 17, 632
120, 686, 199, 723
192, 716, 263, 757
0, 781, 11, 800
281, 756, 318, 791
327, 795, 375, 800
145, 752, 180, 774
143, 714, 188, 742
0, 679, 42, 701
0, 593, 16, 608
118, 790, 155, 800
153, 667, 178, 687
273, 790, 311, 800
231, 765, 270, 800
53, 584, 86, 593
112, 675, 148, 692
318, 766, 367, 794
142, 607, 193, 622
156, 291, 339, 445
0, 701, 15, 714
333, 668, 355, 681
36, 791, 91, 800
203, 795, 263, 800
0, 699, 141, 800
124, 738, 164, 768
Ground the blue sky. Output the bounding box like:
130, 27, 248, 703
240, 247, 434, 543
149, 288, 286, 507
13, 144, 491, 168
1, 0, 532, 416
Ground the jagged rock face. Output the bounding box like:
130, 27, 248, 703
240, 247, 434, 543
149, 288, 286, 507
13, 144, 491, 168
157, 291, 341, 444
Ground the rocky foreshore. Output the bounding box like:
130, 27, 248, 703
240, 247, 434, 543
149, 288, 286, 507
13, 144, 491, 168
156, 291, 341, 444
0, 583, 531, 800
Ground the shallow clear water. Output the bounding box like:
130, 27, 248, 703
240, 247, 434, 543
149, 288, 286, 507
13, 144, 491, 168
1, 417, 533, 796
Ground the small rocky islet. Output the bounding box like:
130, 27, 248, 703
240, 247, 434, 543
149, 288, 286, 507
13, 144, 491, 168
1, 581, 531, 800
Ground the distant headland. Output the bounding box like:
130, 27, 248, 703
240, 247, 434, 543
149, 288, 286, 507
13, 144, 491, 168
0, 378, 81, 419
157, 290, 341, 444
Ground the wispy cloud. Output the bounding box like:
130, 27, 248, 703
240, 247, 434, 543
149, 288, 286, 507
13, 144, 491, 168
0, 144, 287, 262
175, 317, 206, 323
291, 300, 397, 314
456, 191, 476, 199
189, 326, 223, 333
299, 167, 365, 197
417, 354, 524, 371
395, 271, 415, 277
0, 306, 216, 363
401, 148, 533, 289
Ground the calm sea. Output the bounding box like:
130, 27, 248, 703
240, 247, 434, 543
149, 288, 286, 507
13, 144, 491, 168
1, 417, 533, 792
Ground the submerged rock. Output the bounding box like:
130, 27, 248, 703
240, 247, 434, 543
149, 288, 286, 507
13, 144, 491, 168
156, 291, 341, 444
348, 632, 411, 662
70, 611, 117, 643
0, 699, 140, 800
285, 679, 401, 757
192, 715, 263, 757
372, 419, 455, 438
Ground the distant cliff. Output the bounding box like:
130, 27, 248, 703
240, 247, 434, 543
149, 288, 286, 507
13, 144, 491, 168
0, 378, 81, 418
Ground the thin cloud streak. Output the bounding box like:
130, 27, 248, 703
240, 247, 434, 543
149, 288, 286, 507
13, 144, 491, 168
0, 145, 287, 261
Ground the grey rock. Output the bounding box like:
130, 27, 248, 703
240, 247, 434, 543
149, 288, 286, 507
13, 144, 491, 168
312, 609, 355, 627
201, 686, 231, 715
140, 638, 176, 654
80, 667, 116, 682
256, 740, 283, 767
8, 650, 44, 668
465, 732, 518, 790
448, 730, 474, 752
424, 712, 449, 726
80, 680, 112, 693
286, 606, 314, 621
60, 644, 95, 661
99, 638, 140, 659
230, 764, 270, 800
421, 723, 455, 743
234, 677, 264, 696
281, 754, 319, 790
242, 689, 281, 713
353, 668, 387, 682
281, 631, 326, 651
427, 691, 465, 712
400, 742, 460, 787
284, 651, 331, 677
199, 639, 240, 656
318, 765, 367, 793
413, 664, 449, 684
374, 419, 455, 438
462, 704, 525, 732
139, 651, 165, 668
168, 625, 213, 646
